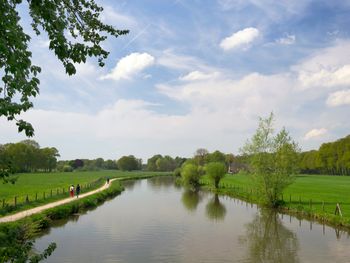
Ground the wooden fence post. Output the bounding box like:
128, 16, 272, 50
14, 196, 17, 207
322, 201, 325, 212
335, 203, 343, 217
50, 189, 53, 197
26, 195, 29, 203
2, 199, 5, 208
289, 194, 291, 203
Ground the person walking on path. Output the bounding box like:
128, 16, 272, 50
69, 185, 75, 198
106, 177, 110, 184
76, 184, 81, 198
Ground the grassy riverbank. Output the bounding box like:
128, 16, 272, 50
0, 170, 171, 216
200, 173, 350, 227
0, 173, 172, 260
0, 179, 124, 261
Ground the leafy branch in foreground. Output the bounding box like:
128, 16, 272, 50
0, 0, 129, 136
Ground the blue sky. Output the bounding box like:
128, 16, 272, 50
1, 0, 350, 161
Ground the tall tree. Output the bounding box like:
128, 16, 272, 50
0, 0, 128, 136
194, 148, 209, 166
117, 155, 140, 171
241, 113, 300, 207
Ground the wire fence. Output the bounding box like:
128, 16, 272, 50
200, 180, 348, 218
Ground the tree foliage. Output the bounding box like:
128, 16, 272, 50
241, 113, 300, 207
0, 0, 128, 136
146, 154, 185, 172
299, 135, 350, 175
205, 162, 227, 189
0, 223, 56, 262
194, 148, 209, 166
181, 163, 201, 189
117, 155, 141, 171
57, 158, 118, 171
0, 140, 60, 173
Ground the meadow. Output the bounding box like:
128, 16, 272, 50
0, 170, 170, 215
201, 173, 350, 224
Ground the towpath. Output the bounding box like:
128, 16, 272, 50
0, 178, 117, 223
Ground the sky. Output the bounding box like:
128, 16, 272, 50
1, 0, 350, 161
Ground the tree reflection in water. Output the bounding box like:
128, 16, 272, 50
148, 176, 175, 190
205, 194, 227, 221
181, 189, 202, 212
240, 209, 300, 263
121, 180, 138, 190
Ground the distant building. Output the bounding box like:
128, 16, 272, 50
228, 161, 249, 174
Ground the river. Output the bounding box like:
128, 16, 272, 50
35, 176, 350, 262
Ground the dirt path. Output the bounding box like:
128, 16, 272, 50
0, 178, 117, 223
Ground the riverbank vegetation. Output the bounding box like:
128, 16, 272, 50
0, 173, 170, 261
200, 173, 350, 226
0, 171, 171, 216
240, 113, 300, 207
0, 179, 124, 262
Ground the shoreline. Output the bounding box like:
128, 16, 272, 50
202, 183, 350, 231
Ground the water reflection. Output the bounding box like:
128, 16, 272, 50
34, 177, 350, 263
121, 179, 140, 190
147, 176, 175, 190
181, 189, 202, 212
37, 214, 81, 237
241, 209, 300, 263
205, 194, 227, 221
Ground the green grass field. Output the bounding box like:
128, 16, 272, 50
201, 173, 350, 223
0, 170, 170, 215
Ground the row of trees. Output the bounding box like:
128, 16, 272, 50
57, 158, 118, 172
146, 155, 186, 172
178, 149, 232, 190
0, 140, 59, 173
300, 135, 350, 175
178, 113, 301, 208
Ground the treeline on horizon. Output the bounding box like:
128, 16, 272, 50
299, 135, 350, 175
1, 134, 349, 175
0, 140, 59, 173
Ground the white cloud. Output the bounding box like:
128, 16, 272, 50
326, 90, 350, 107
299, 64, 350, 89
100, 6, 137, 28
101, 52, 155, 81
179, 71, 220, 81
3, 41, 350, 160
157, 49, 211, 71
220, 27, 260, 51
295, 40, 350, 89
276, 34, 296, 45
304, 128, 328, 140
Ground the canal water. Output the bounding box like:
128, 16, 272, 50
36, 177, 350, 262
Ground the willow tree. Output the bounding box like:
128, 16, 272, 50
205, 162, 226, 189
0, 0, 128, 136
241, 113, 300, 207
